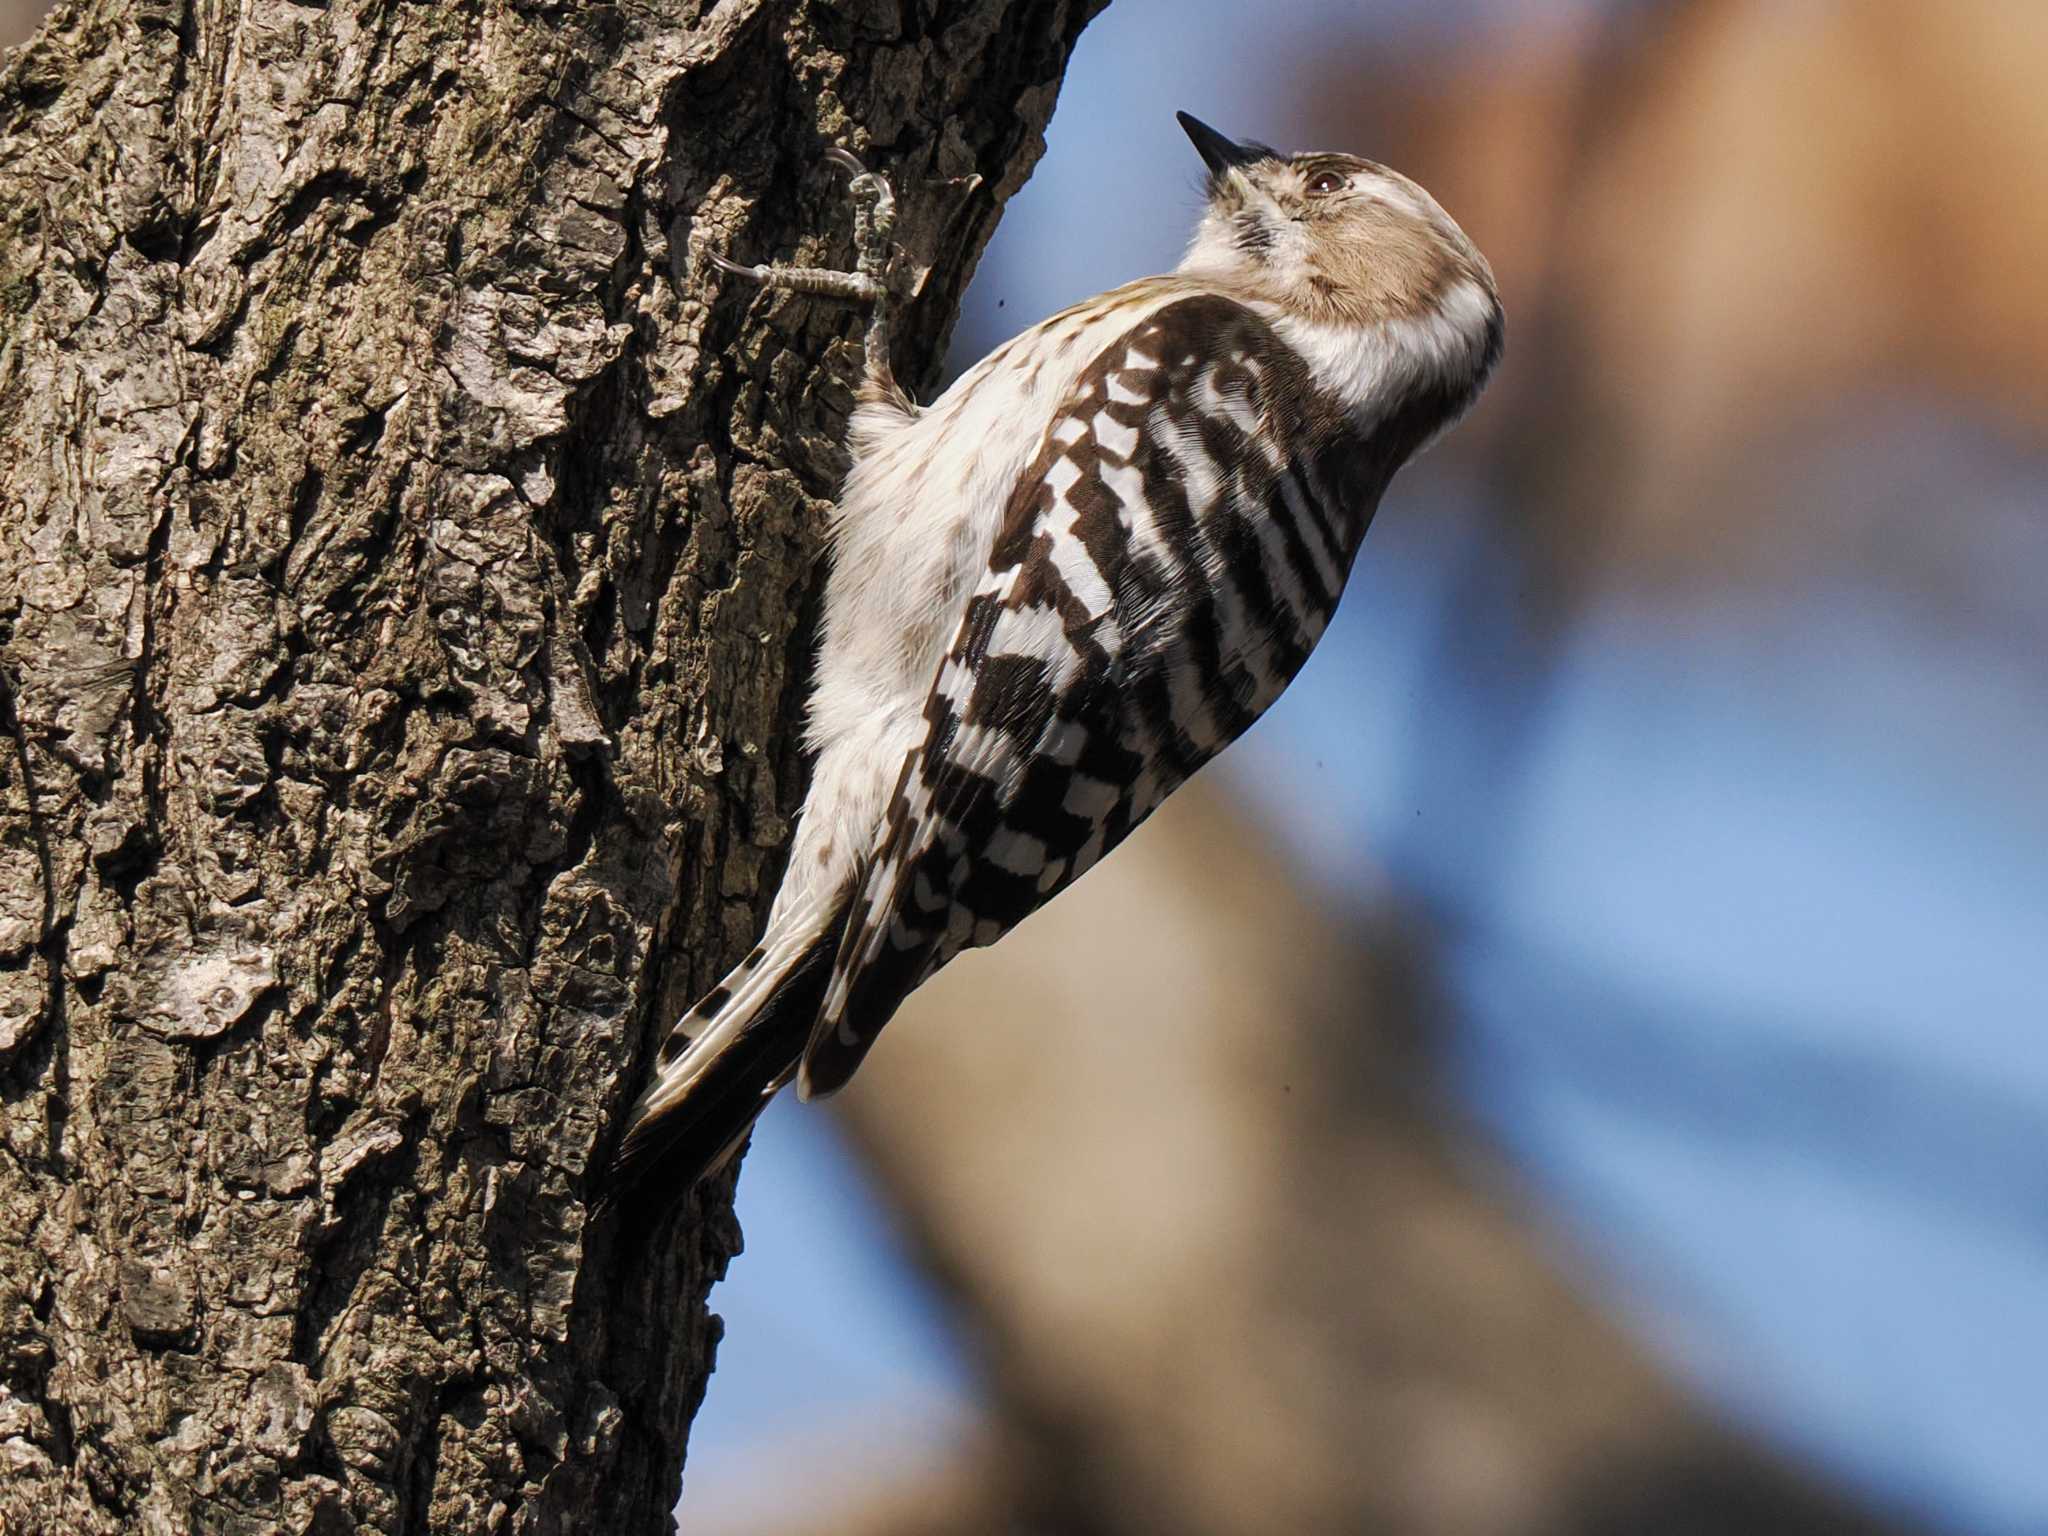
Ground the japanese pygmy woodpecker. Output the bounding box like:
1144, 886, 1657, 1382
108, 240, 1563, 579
616, 114, 1503, 1192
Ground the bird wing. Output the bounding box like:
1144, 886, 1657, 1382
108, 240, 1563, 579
800, 293, 1367, 1097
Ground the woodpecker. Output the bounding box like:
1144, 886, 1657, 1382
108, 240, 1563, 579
617, 114, 1502, 1194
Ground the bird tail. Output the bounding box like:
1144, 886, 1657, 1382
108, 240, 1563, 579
611, 888, 850, 1201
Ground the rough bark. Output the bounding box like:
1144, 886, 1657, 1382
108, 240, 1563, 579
0, 1, 1104, 1531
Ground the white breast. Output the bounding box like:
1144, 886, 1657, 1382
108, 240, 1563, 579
772, 282, 1197, 920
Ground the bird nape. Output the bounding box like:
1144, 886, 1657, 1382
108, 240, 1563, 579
608, 112, 1502, 1205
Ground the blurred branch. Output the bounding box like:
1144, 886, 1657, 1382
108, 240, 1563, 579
825, 780, 1918, 1536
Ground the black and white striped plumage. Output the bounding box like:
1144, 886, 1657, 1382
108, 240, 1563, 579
616, 115, 1503, 1194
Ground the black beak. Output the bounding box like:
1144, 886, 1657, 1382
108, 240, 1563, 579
1177, 112, 1270, 176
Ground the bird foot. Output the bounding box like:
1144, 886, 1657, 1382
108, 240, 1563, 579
707, 147, 898, 373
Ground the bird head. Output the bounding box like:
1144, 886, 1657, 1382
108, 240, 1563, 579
1175, 112, 1501, 363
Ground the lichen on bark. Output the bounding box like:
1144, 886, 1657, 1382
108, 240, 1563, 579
0, 1, 1105, 1530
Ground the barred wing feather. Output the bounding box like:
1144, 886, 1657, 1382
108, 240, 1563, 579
800, 294, 1377, 1097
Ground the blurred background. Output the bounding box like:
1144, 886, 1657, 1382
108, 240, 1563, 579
9, 2, 2041, 1532
684, 3, 2047, 1533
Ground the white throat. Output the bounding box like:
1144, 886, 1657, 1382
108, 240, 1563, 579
1260, 277, 1497, 424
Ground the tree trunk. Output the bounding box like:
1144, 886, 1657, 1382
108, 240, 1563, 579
0, 2, 1103, 1530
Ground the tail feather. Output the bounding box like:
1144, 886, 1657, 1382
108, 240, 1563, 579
610, 891, 850, 1202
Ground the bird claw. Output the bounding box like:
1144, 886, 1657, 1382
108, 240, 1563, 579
708, 148, 892, 309
822, 145, 868, 179
705, 249, 767, 283
705, 145, 899, 376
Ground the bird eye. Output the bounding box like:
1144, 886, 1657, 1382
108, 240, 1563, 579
1305, 171, 1346, 196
